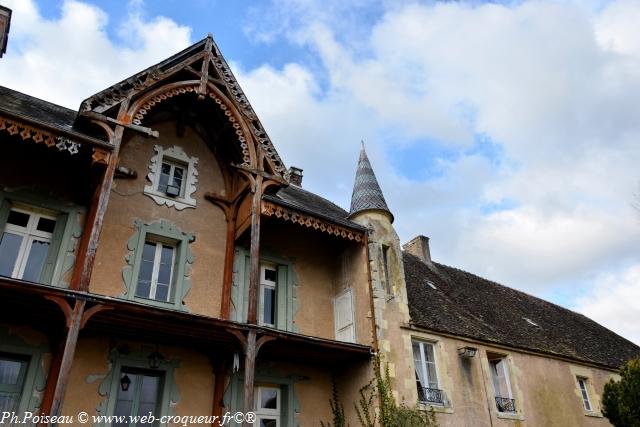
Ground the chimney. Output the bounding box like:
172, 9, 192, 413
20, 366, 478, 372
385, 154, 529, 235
403, 235, 433, 266
287, 166, 303, 187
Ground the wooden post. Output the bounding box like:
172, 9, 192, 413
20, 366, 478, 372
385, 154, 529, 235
38, 335, 64, 421
220, 211, 237, 320
48, 299, 86, 419
211, 357, 228, 425
246, 174, 263, 325
70, 101, 128, 291
242, 330, 257, 427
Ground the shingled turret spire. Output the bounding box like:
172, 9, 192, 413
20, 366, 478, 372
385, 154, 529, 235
349, 142, 393, 222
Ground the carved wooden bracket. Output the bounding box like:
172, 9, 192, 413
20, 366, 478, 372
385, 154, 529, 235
91, 147, 110, 166
0, 116, 81, 155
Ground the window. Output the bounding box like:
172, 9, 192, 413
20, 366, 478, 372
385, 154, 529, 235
113, 369, 163, 426
381, 245, 392, 293
413, 341, 443, 405
231, 250, 296, 332
144, 145, 198, 210
0, 353, 28, 414
0, 207, 56, 282
123, 219, 195, 310
157, 160, 186, 197
334, 289, 356, 343
135, 240, 176, 302
488, 355, 516, 413
259, 264, 277, 327
577, 377, 592, 411
254, 386, 281, 427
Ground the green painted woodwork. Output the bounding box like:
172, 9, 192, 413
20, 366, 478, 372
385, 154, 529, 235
0, 189, 84, 287
224, 368, 301, 427
95, 346, 181, 427
0, 326, 49, 424
121, 219, 194, 311
230, 247, 299, 332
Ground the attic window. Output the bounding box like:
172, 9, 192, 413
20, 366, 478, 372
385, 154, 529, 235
144, 145, 198, 210
425, 280, 437, 290
522, 317, 540, 327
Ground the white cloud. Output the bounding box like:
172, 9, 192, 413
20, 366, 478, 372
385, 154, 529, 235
0, 0, 191, 109
573, 263, 640, 345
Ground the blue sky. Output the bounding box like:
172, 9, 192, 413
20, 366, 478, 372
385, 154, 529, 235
1, 0, 639, 344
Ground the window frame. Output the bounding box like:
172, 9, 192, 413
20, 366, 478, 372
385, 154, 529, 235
232, 249, 297, 332
123, 219, 195, 311
144, 145, 198, 210
135, 239, 177, 303
259, 264, 278, 327
99, 348, 180, 426
0, 191, 85, 288
488, 354, 516, 414
381, 244, 392, 294
254, 385, 281, 426
412, 340, 443, 406
577, 377, 593, 412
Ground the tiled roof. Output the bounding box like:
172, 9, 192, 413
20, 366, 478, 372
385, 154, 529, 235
265, 186, 366, 231
0, 86, 107, 142
349, 144, 392, 219
403, 252, 640, 369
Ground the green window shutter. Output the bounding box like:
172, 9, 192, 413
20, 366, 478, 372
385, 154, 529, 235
0, 198, 12, 228
40, 212, 68, 285
276, 264, 289, 331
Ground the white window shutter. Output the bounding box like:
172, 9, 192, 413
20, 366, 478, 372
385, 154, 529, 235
334, 289, 355, 343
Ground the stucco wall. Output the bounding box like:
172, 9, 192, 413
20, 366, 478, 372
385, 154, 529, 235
90, 120, 227, 317
406, 330, 617, 427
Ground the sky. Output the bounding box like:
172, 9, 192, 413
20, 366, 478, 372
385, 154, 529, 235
1, 0, 639, 344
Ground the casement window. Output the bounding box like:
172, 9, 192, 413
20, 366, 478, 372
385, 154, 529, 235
577, 377, 592, 412
0, 193, 84, 288
334, 289, 356, 343
144, 145, 198, 210
123, 219, 195, 310
259, 264, 278, 327
0, 353, 29, 414
0, 207, 56, 282
232, 250, 295, 332
135, 240, 176, 302
113, 369, 164, 426
254, 386, 281, 427
412, 341, 443, 405
489, 356, 516, 413
381, 245, 392, 294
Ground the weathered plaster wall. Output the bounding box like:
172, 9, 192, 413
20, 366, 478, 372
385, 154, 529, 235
260, 222, 337, 341
407, 330, 617, 427
90, 121, 227, 317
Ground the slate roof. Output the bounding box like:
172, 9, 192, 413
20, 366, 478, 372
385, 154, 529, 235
403, 252, 640, 369
0, 86, 108, 143
265, 185, 366, 231
349, 144, 392, 219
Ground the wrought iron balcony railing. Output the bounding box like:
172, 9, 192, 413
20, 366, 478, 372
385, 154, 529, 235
418, 387, 444, 405
495, 396, 516, 413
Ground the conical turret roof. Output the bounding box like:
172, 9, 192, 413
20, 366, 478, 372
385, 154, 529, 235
349, 143, 393, 221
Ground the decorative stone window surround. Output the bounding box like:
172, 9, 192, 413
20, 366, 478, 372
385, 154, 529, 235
122, 219, 195, 311
0, 189, 84, 287
144, 145, 198, 210
95, 346, 181, 427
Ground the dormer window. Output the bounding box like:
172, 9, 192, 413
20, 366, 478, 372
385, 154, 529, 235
144, 145, 198, 210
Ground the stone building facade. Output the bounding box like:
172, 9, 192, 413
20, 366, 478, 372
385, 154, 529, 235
0, 34, 638, 427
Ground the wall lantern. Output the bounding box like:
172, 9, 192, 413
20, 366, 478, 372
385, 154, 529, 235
458, 346, 478, 358
148, 350, 165, 369
120, 374, 132, 392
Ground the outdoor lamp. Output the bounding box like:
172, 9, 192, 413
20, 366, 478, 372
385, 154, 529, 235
120, 374, 132, 392
458, 346, 478, 358
148, 350, 164, 369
